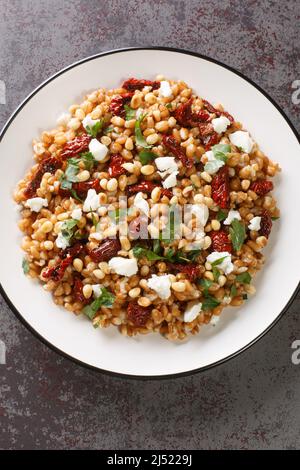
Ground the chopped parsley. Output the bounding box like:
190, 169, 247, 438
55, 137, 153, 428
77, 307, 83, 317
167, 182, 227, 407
83, 287, 115, 320
22, 258, 30, 274
216, 209, 228, 222
124, 104, 136, 120
202, 295, 221, 311
230, 284, 238, 297
132, 245, 164, 261
198, 278, 213, 295
229, 219, 246, 252
235, 272, 252, 284
139, 150, 158, 165
85, 119, 104, 138
135, 113, 151, 148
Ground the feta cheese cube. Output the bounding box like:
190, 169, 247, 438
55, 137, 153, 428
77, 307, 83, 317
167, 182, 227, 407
83, 189, 100, 212
158, 81, 172, 98
248, 216, 261, 231
108, 257, 138, 276
89, 138, 108, 162
212, 115, 231, 134
229, 131, 254, 154
184, 301, 202, 323
147, 274, 171, 299
223, 209, 241, 225
25, 197, 48, 212
206, 251, 234, 275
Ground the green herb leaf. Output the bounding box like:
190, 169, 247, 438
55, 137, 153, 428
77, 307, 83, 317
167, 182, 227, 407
103, 125, 114, 135
22, 258, 30, 274
139, 150, 158, 165
70, 189, 83, 202
164, 248, 176, 262
186, 250, 201, 262
132, 245, 164, 261
80, 152, 96, 171
230, 285, 238, 297
212, 266, 221, 281
60, 219, 78, 244
199, 279, 213, 296
212, 143, 231, 162
236, 272, 252, 284
135, 114, 151, 148
153, 239, 162, 255
165, 103, 172, 109
91, 212, 98, 228
271, 216, 280, 221
216, 209, 228, 222
64, 159, 80, 183
86, 119, 104, 138
124, 104, 136, 120
229, 219, 246, 252
211, 255, 228, 267
83, 287, 115, 319
202, 295, 221, 311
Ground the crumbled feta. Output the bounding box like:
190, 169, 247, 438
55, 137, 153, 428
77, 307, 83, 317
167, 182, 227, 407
212, 116, 231, 134
223, 209, 241, 225
108, 257, 138, 276
163, 171, 178, 189
229, 131, 254, 154
83, 189, 100, 212
133, 192, 149, 217
206, 251, 234, 275
25, 197, 48, 212
71, 207, 82, 220
89, 138, 108, 162
82, 115, 100, 131
204, 149, 225, 174
210, 315, 220, 326
159, 80, 172, 98
56, 112, 71, 127
155, 156, 178, 177
92, 284, 103, 298
147, 274, 171, 299
191, 204, 209, 227
184, 301, 202, 323
55, 232, 69, 250
248, 216, 261, 231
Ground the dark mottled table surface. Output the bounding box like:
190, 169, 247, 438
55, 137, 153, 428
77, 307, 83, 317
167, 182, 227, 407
0, 0, 299, 450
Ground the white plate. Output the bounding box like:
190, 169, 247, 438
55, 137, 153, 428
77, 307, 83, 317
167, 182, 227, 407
0, 48, 299, 378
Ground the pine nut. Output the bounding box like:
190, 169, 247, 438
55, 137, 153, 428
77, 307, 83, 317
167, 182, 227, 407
83, 284, 93, 299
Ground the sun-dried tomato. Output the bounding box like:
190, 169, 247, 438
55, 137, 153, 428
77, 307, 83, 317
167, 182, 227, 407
162, 134, 193, 168
109, 92, 133, 117
42, 242, 84, 282
210, 230, 232, 253
108, 154, 126, 178
122, 78, 160, 91
127, 180, 173, 199
73, 275, 87, 303
89, 238, 121, 263
259, 210, 272, 238
202, 99, 234, 122
127, 301, 151, 327
167, 263, 199, 281
203, 132, 220, 150
197, 122, 220, 150
211, 166, 230, 209
59, 178, 101, 199
250, 179, 274, 197
24, 156, 62, 199
173, 99, 210, 127
60, 134, 91, 159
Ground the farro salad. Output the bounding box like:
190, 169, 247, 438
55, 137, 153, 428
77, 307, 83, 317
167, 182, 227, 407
15, 76, 280, 340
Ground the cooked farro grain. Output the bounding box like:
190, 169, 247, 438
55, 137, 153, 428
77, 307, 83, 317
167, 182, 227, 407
16, 76, 280, 340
